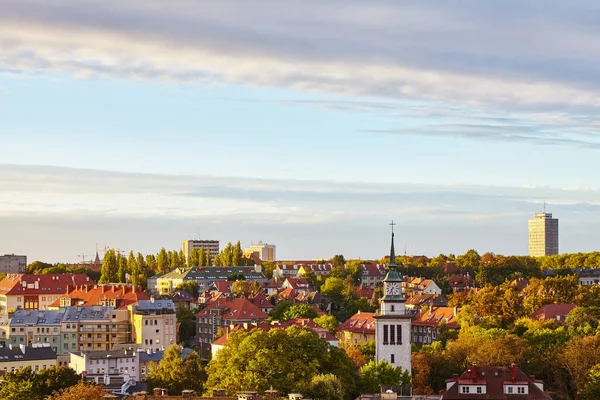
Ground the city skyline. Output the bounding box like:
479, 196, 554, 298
2, 1, 600, 262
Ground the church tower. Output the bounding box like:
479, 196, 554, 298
374, 221, 412, 375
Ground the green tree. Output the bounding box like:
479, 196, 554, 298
314, 315, 338, 333
0, 365, 82, 400
582, 364, 600, 400
359, 359, 411, 393
282, 304, 318, 322
233, 241, 244, 266
177, 306, 199, 344
321, 277, 345, 306
269, 301, 293, 321
232, 280, 252, 297
147, 345, 207, 395
117, 253, 127, 283
99, 249, 118, 284
175, 281, 200, 298
227, 272, 246, 281
332, 255, 346, 267
300, 374, 344, 400
189, 248, 200, 267
145, 254, 157, 271
127, 250, 140, 286
206, 326, 357, 397
157, 248, 169, 273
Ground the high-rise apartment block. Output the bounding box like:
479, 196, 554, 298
182, 240, 220, 262
528, 213, 559, 257
0, 254, 27, 274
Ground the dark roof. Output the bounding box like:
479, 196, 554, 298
0, 345, 56, 362
442, 365, 550, 400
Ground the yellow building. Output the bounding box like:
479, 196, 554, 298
129, 299, 177, 351
0, 344, 57, 374
243, 242, 276, 261
335, 311, 376, 346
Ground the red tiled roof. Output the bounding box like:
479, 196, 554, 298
412, 307, 460, 329
362, 264, 384, 277
197, 298, 269, 321
249, 293, 274, 310
356, 285, 375, 299
336, 311, 376, 335
448, 274, 475, 288
48, 284, 148, 309
284, 278, 310, 289
212, 281, 232, 293
442, 365, 551, 399
0, 274, 94, 296
278, 287, 297, 301
531, 304, 576, 321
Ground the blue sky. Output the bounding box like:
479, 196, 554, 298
1, 0, 600, 262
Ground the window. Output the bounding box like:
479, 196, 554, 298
390, 354, 395, 364
461, 386, 469, 394
383, 325, 388, 344
507, 387, 513, 394
397, 325, 402, 344
391, 305, 395, 312
518, 387, 525, 394
477, 387, 482, 394
389, 325, 395, 344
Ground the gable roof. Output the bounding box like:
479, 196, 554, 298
196, 298, 269, 321
48, 284, 148, 309
0, 345, 56, 362
278, 287, 297, 301
412, 307, 460, 329
0, 274, 94, 296
442, 364, 550, 399
249, 293, 274, 310
284, 278, 310, 289
356, 285, 375, 299
531, 303, 576, 322
336, 311, 376, 335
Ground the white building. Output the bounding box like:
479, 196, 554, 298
129, 299, 177, 351
374, 230, 412, 376
244, 242, 276, 262
69, 348, 140, 384
0, 255, 27, 274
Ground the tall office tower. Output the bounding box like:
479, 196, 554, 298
528, 213, 559, 257
182, 240, 220, 262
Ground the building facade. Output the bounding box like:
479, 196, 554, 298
243, 242, 276, 262
130, 299, 177, 351
0, 344, 57, 374
374, 229, 412, 376
182, 240, 220, 262
0, 254, 27, 274
528, 212, 559, 257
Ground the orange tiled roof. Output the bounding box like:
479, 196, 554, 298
412, 307, 460, 329
48, 284, 148, 309
336, 311, 376, 335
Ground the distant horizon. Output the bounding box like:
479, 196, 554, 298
2, 1, 599, 262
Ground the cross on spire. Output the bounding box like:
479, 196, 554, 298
388, 220, 397, 269
389, 220, 396, 235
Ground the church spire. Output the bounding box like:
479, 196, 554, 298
389, 220, 397, 269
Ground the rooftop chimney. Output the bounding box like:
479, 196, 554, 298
66, 285, 71, 295
112, 285, 116, 293
512, 363, 516, 381
452, 374, 458, 379
122, 286, 126, 295
471, 362, 477, 381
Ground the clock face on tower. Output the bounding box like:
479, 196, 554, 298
386, 282, 401, 295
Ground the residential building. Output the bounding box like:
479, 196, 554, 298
0, 254, 27, 274
374, 228, 412, 375
63, 306, 131, 352
448, 274, 475, 293
249, 292, 274, 314
51, 284, 148, 309
442, 363, 550, 399
411, 307, 460, 345
281, 278, 310, 295
182, 240, 220, 263
129, 299, 177, 351
243, 241, 276, 262
528, 212, 559, 257
531, 303, 576, 322
0, 344, 57, 374
0, 273, 94, 312
272, 264, 300, 279
5, 309, 65, 353
195, 297, 269, 348
361, 264, 385, 288
297, 264, 333, 277
405, 293, 448, 311
405, 278, 442, 296
576, 268, 600, 286
150, 266, 266, 296
69, 348, 140, 384
336, 311, 376, 346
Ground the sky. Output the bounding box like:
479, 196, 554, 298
1, 0, 600, 263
